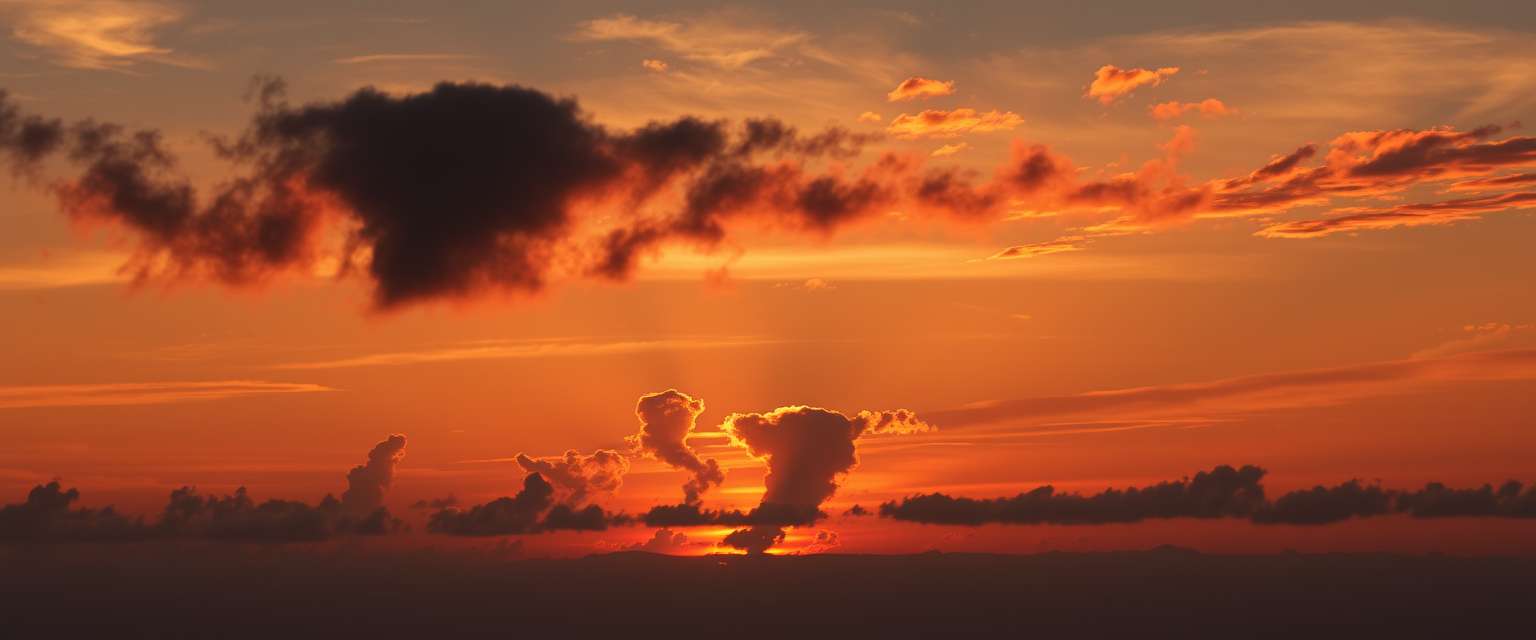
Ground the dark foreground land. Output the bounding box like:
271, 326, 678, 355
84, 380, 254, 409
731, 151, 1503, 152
3, 544, 1533, 637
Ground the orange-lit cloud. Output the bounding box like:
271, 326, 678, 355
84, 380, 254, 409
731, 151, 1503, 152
570, 13, 808, 69
1255, 191, 1536, 238
887, 108, 1023, 138
988, 236, 1088, 259
926, 348, 1536, 428
641, 58, 668, 72
1085, 65, 1179, 104
886, 76, 956, 102
1445, 172, 1536, 193
0, 380, 331, 410
4, 0, 196, 70
1413, 323, 1534, 360
1149, 98, 1233, 121
930, 142, 969, 157
856, 111, 883, 123
332, 53, 476, 65
268, 337, 778, 370
628, 390, 724, 505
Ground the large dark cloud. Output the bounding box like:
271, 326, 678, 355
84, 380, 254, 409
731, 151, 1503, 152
716, 405, 932, 553
0, 80, 893, 308
628, 389, 724, 505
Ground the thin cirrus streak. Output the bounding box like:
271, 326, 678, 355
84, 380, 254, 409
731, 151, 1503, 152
267, 336, 783, 370
331, 53, 479, 65
924, 349, 1536, 428
0, 381, 332, 410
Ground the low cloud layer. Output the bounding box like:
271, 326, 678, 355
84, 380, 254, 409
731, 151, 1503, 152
880, 465, 1536, 526
1, 435, 408, 542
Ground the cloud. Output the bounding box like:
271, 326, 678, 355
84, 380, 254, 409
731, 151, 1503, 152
881, 466, 1536, 527
627, 390, 724, 504
269, 337, 777, 370
641, 58, 668, 72
1413, 323, 1533, 359
410, 496, 458, 510
718, 405, 932, 553
880, 465, 1267, 525
988, 235, 1088, 259
331, 53, 477, 65
427, 472, 556, 535
569, 13, 808, 70
515, 449, 629, 504
0, 380, 331, 410
930, 142, 968, 157
4, 0, 194, 70
1445, 172, 1536, 193
341, 434, 407, 515
886, 76, 956, 102
1149, 98, 1233, 121
0, 481, 146, 541
1255, 191, 1536, 238
2, 80, 906, 309
426, 472, 631, 535
926, 349, 1536, 428
627, 528, 691, 553
1085, 65, 1179, 105
887, 108, 1023, 138
856, 111, 882, 123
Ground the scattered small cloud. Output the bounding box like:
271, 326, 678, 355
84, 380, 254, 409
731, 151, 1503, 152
887, 108, 1023, 138
886, 76, 955, 102
856, 111, 883, 123
1085, 65, 1179, 105
4, 0, 200, 71
641, 58, 668, 72
930, 142, 969, 157
1413, 323, 1534, 359
1150, 98, 1233, 121
988, 236, 1089, 259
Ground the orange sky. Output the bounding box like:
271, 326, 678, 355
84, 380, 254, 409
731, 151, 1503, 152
2, 1, 1535, 555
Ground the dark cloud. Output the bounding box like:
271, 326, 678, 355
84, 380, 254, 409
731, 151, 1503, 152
428, 472, 557, 536
158, 487, 399, 541
0, 80, 894, 308
1397, 481, 1536, 518
515, 449, 629, 504
1253, 480, 1393, 525
410, 496, 459, 510
628, 528, 690, 553
427, 472, 631, 536
718, 405, 931, 553
843, 504, 871, 517
0, 90, 64, 171
880, 465, 1268, 525
0, 481, 147, 541
341, 434, 407, 514
628, 389, 724, 505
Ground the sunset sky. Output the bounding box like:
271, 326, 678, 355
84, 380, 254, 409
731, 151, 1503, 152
2, 0, 1535, 556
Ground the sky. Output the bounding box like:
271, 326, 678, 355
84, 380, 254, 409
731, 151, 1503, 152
1, 0, 1535, 556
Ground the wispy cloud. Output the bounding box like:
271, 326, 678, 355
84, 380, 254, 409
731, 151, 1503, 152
569, 13, 808, 70
928, 349, 1536, 428
268, 336, 781, 370
4, 0, 200, 70
332, 53, 478, 65
0, 380, 331, 410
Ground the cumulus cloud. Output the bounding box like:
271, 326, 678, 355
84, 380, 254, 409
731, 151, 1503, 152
515, 449, 630, 504
627, 528, 691, 553
718, 405, 932, 553
341, 434, 407, 514
887, 108, 1023, 138
886, 76, 956, 102
628, 389, 724, 504
1149, 98, 1233, 121
427, 472, 557, 535
0, 481, 146, 541
1086, 65, 1179, 105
